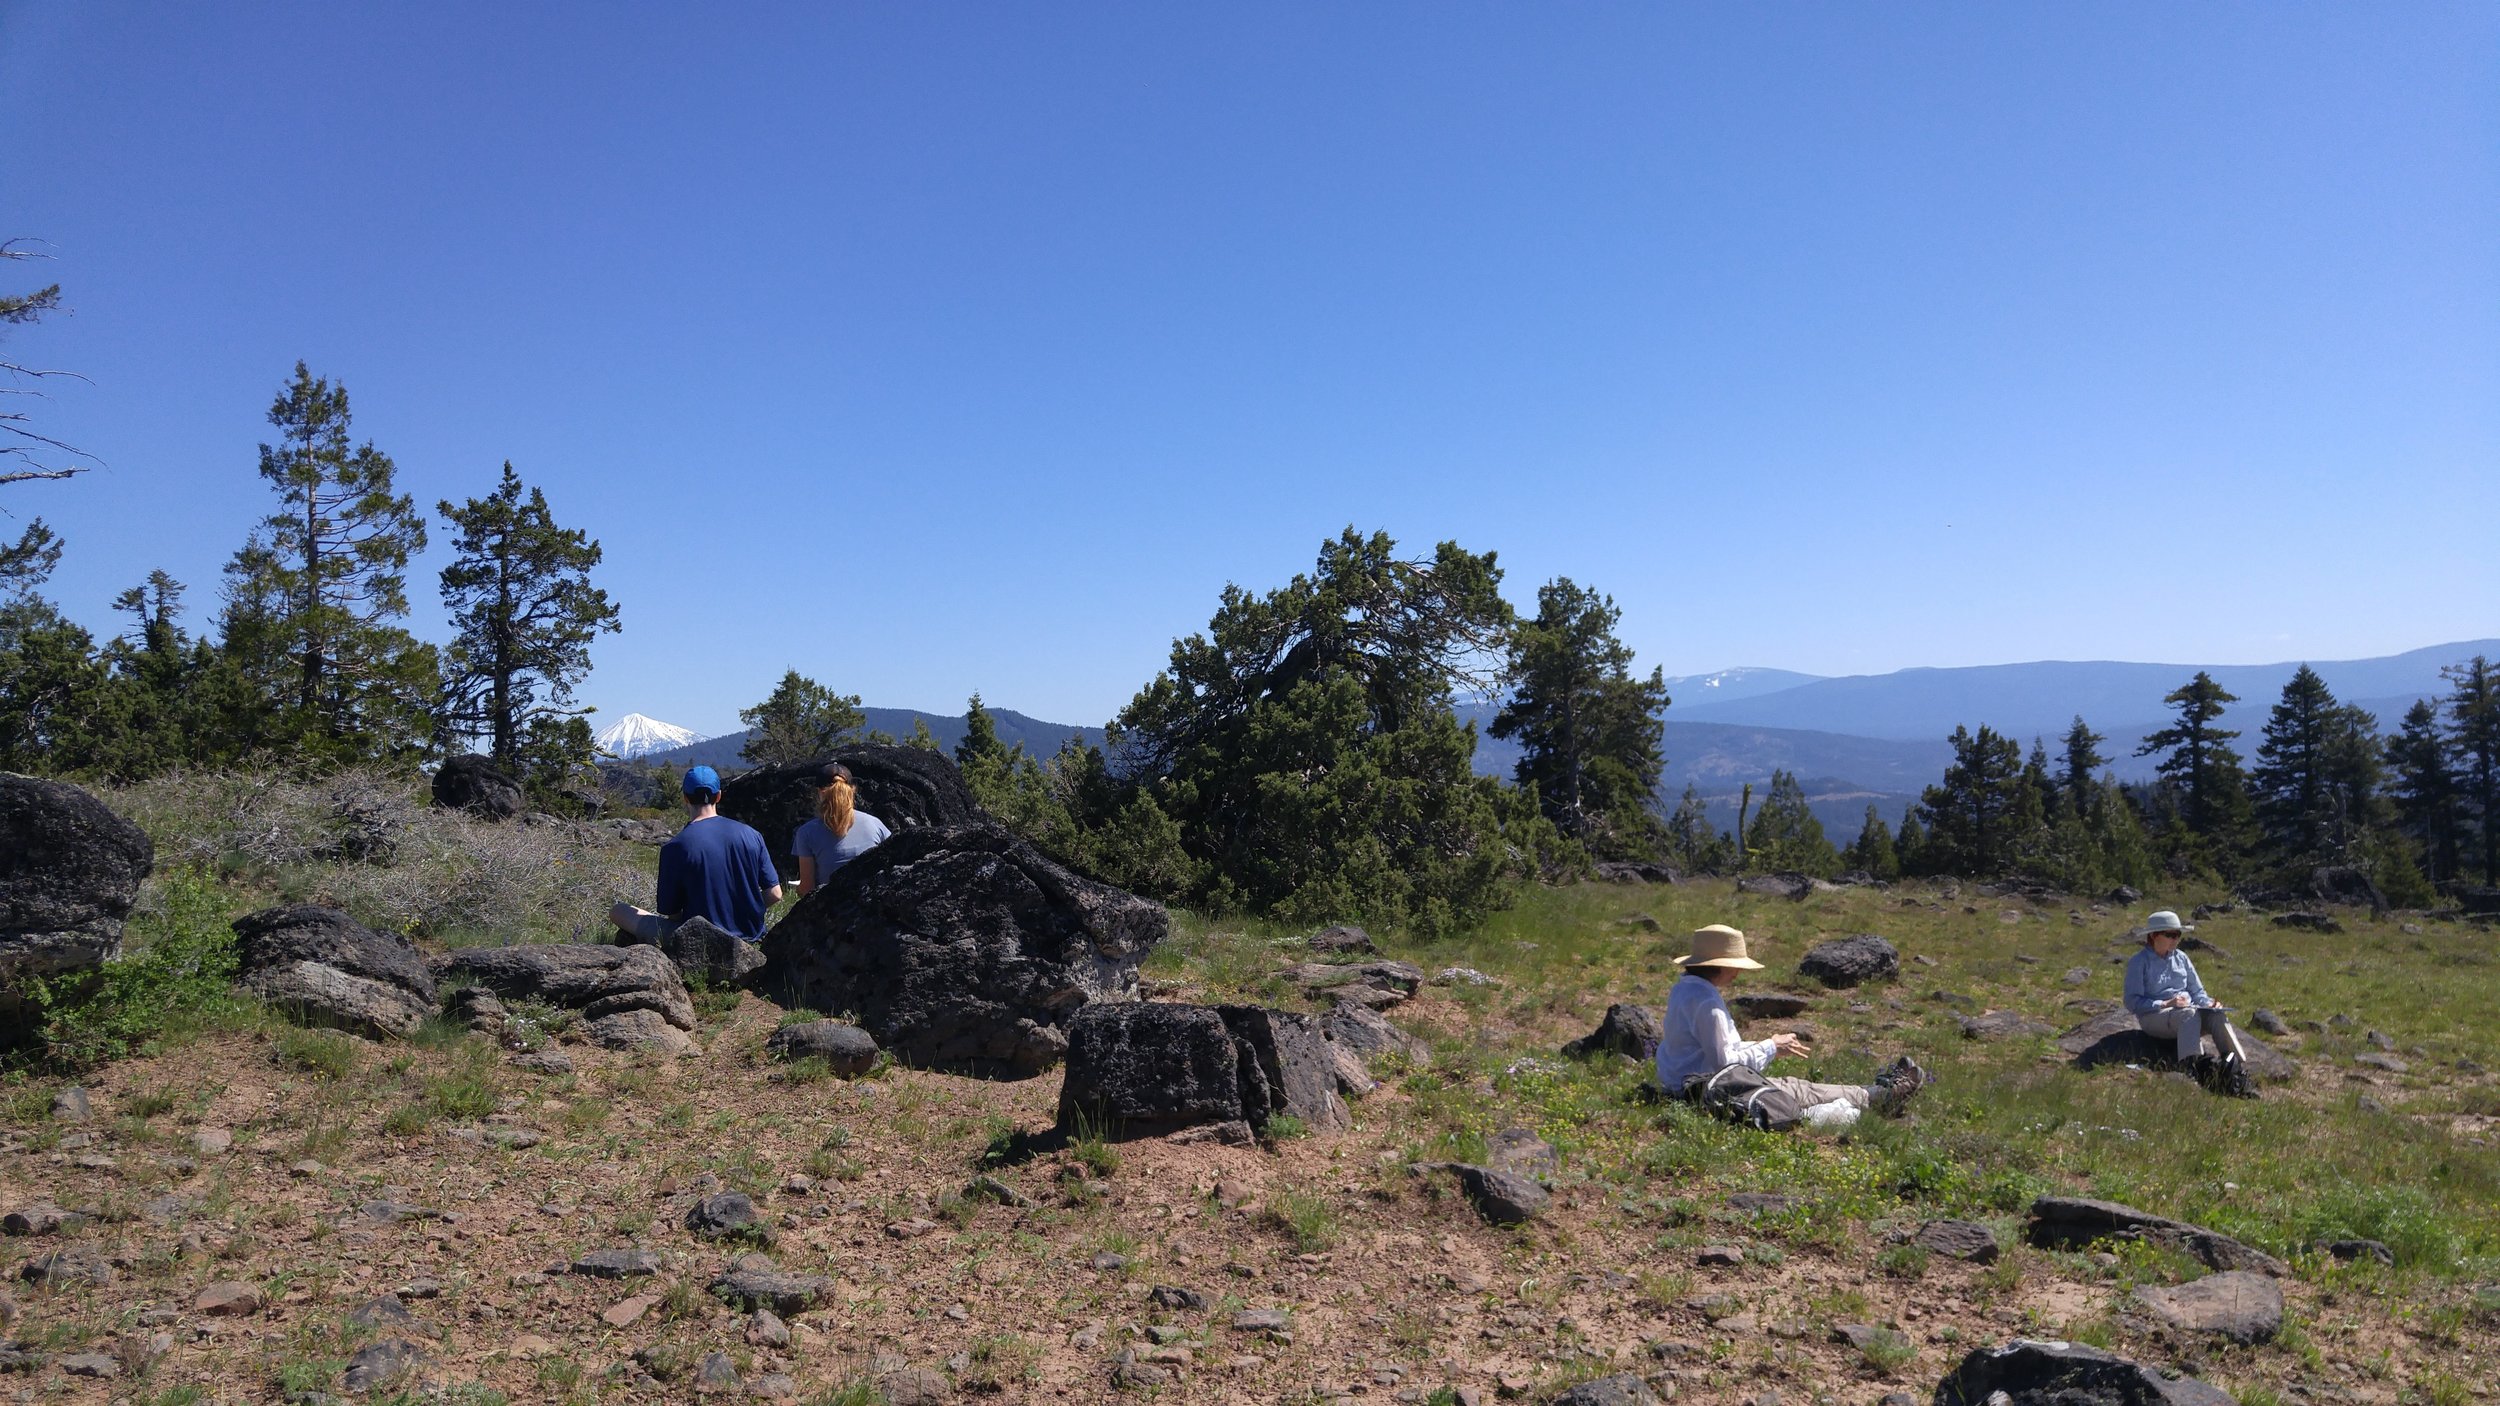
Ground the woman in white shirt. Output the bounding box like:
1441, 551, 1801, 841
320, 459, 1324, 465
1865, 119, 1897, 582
1654, 924, 1931, 1125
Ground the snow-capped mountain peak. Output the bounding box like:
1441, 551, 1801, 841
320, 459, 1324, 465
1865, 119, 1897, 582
594, 713, 703, 760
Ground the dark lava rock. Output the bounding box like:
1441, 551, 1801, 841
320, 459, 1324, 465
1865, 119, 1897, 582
1730, 992, 1814, 1019
1284, 958, 1427, 1004
1551, 1374, 1662, 1406
430, 755, 523, 820
1055, 1000, 1348, 1138
621, 914, 764, 989
2027, 1197, 2287, 1276
342, 1338, 428, 1392
1421, 1162, 1549, 1226
1223, 1004, 1351, 1134
2354, 1052, 2408, 1073
1959, 1009, 2057, 1042
49, 1087, 89, 1122
2249, 1009, 2289, 1036
572, 1248, 665, 1278
1149, 1285, 1207, 1311
2272, 912, 2342, 934
709, 1266, 833, 1313
2319, 1238, 2394, 1265
2108, 886, 2142, 904
686, 1193, 760, 1239
1727, 1193, 1802, 1217
758, 822, 1165, 1077
17, 1247, 112, 1288
1736, 872, 1820, 900
345, 1294, 428, 1336
2131, 1271, 2283, 1344
434, 943, 698, 1052
1320, 999, 1430, 1071
2057, 1008, 2297, 1083
233, 905, 438, 1040
1594, 860, 1680, 885
763, 1019, 880, 1076
2306, 865, 2388, 917
1306, 924, 1374, 955
1914, 1219, 2001, 1263
1936, 1338, 2234, 1406
1562, 1002, 1665, 1061
717, 743, 980, 880
0, 774, 153, 1026
1799, 934, 1899, 988
1486, 1127, 1559, 1181
695, 1350, 742, 1393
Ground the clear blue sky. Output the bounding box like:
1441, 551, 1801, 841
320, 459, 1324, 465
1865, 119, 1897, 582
4, 3, 2494, 736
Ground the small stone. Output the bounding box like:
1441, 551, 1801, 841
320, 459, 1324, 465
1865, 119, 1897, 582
686, 1192, 760, 1238
343, 1339, 426, 1392
194, 1281, 264, 1316
601, 1292, 660, 1327
1913, 1219, 2000, 1263
2250, 1009, 2290, 1036
1233, 1307, 1290, 1332
571, 1247, 665, 1278
347, 1295, 425, 1335
748, 1308, 790, 1346
2354, 1053, 2408, 1073
1150, 1285, 1208, 1311
191, 1127, 232, 1156
50, 1087, 91, 1122
884, 1216, 939, 1240
1696, 1244, 1744, 1267
1112, 1360, 1174, 1388
400, 1277, 444, 1299
750, 1373, 800, 1401
57, 1351, 119, 1378
696, 1349, 743, 1393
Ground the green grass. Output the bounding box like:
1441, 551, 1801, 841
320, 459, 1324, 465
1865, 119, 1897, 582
276, 1027, 363, 1082
1261, 1185, 1338, 1253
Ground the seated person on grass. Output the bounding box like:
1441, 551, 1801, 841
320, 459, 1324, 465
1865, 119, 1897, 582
1655, 924, 1931, 1128
609, 765, 783, 944
2124, 908, 2253, 1096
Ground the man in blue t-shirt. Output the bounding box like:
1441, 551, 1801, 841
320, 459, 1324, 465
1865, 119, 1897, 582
608, 765, 783, 942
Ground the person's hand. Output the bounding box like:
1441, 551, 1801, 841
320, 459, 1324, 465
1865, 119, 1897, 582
1770, 1032, 1806, 1058
2168, 994, 2192, 1010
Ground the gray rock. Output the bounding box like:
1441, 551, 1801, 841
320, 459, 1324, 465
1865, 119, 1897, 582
1696, 1244, 1744, 1266
1561, 1002, 1665, 1061
2, 1202, 84, 1236
686, 1193, 760, 1238
17, 1246, 112, 1287
1421, 1162, 1548, 1226
0, 774, 154, 1029
1231, 1308, 1290, 1332
1551, 1374, 1662, 1406
2249, 1009, 2289, 1036
1307, 924, 1374, 955
431, 755, 523, 820
1798, 934, 1899, 988
717, 743, 980, 881
1736, 872, 1820, 900
1321, 999, 1431, 1070
2319, 1238, 2393, 1265
2354, 1052, 2408, 1073
2131, 1271, 2283, 1344
1595, 860, 1680, 884
1149, 1285, 1207, 1311
572, 1248, 665, 1277
1220, 1004, 1351, 1134
1936, 1338, 2234, 1406
622, 914, 764, 989
2057, 1008, 2298, 1082
2026, 1197, 2287, 1276
584, 1007, 698, 1055
708, 1266, 833, 1313
1960, 1009, 2057, 1041
56, 1351, 120, 1379
2271, 912, 2342, 934
758, 822, 1165, 1077
234, 906, 438, 1040
342, 1338, 427, 1392
764, 1019, 879, 1076
1284, 958, 1427, 1004
49, 1087, 90, 1122
345, 1295, 427, 1336
695, 1350, 742, 1394
1726, 1193, 1801, 1217
1915, 1219, 2000, 1262
1730, 992, 1813, 1019
446, 986, 507, 1032
1485, 1127, 1558, 1181
434, 942, 698, 1041
1056, 1000, 1345, 1138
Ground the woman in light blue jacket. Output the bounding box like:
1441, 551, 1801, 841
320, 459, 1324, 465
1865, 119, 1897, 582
2124, 909, 2251, 1093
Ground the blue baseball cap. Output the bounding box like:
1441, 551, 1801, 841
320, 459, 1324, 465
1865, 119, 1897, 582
681, 765, 722, 799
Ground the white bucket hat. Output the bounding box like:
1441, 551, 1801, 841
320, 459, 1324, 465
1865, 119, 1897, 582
2133, 909, 2195, 939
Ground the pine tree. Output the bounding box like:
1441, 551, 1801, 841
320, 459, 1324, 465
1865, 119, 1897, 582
1894, 808, 1928, 875
1490, 577, 1670, 857
1662, 785, 1726, 874
738, 671, 865, 766
2444, 656, 2500, 883
905, 717, 942, 752
1918, 724, 2025, 876
1845, 804, 1899, 880
434, 463, 621, 772
2060, 716, 2107, 819
2388, 699, 2463, 885
2251, 667, 2368, 868
240, 362, 436, 757
0, 535, 104, 771
957, 692, 1013, 771
1746, 770, 1840, 877
2134, 672, 2255, 871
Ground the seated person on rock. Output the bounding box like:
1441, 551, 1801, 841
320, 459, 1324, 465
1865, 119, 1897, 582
609, 765, 782, 944
1656, 924, 1931, 1129
792, 761, 892, 897
2124, 908, 2251, 1093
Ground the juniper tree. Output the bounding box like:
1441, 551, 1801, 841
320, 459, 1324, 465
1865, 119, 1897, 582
233, 362, 436, 757
2388, 699, 2463, 884
1918, 724, 2025, 876
1844, 805, 1899, 880
738, 671, 865, 766
1490, 577, 1669, 857
1746, 770, 1839, 877
435, 463, 621, 772
2445, 656, 2500, 883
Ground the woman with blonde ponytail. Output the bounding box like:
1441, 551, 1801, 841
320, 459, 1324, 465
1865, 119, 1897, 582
792, 761, 893, 896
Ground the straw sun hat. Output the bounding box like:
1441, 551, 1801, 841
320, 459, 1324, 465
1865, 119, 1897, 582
1674, 924, 1765, 971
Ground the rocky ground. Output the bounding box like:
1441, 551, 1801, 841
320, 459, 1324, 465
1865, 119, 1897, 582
5, 872, 2499, 1405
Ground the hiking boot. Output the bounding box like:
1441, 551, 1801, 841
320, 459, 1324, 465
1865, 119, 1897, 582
2221, 1050, 2258, 1100
1869, 1056, 1932, 1117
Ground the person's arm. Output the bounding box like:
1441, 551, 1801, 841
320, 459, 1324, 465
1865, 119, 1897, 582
1706, 1005, 1776, 1073
750, 831, 783, 907
655, 845, 686, 921
2184, 956, 2212, 1007
795, 855, 818, 897
2122, 951, 2156, 1014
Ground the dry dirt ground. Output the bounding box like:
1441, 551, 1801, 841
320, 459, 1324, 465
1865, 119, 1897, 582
4, 932, 2495, 1405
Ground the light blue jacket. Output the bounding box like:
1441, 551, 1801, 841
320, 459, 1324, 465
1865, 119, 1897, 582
2123, 946, 2212, 1015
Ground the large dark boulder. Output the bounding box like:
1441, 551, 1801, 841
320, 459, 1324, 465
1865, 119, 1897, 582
434, 943, 699, 1054
2057, 1008, 2297, 1082
2130, 1271, 2283, 1345
2305, 865, 2387, 917
717, 744, 980, 880
233, 906, 438, 1040
0, 774, 155, 1022
1593, 860, 1679, 885
1057, 1000, 1348, 1137
1935, 1339, 2235, 1406
758, 823, 1164, 1077
2026, 1197, 2287, 1276
1320, 999, 1431, 1072
430, 756, 523, 821
1562, 1003, 1665, 1061
1799, 933, 1899, 988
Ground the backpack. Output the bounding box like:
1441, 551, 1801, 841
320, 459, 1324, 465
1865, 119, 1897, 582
1681, 1063, 1808, 1132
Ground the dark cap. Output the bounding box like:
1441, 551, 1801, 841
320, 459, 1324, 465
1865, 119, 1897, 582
812, 761, 855, 789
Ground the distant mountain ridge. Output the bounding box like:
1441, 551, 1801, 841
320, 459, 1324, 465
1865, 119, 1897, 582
593, 713, 703, 760
637, 706, 1090, 772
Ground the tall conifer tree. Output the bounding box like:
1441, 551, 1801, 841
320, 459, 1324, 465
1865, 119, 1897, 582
1491, 577, 1669, 856
435, 463, 621, 769
2388, 699, 2462, 885
2444, 656, 2500, 883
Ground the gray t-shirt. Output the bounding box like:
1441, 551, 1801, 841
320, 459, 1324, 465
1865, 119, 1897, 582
793, 812, 892, 881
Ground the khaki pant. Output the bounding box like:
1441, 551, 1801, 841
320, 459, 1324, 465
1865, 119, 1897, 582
2137, 1007, 2242, 1063
1768, 1076, 1871, 1111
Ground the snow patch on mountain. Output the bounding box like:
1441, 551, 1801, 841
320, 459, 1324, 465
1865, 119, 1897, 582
594, 713, 703, 759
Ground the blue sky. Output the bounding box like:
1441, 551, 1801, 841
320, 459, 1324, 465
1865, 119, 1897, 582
4, 3, 2494, 736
